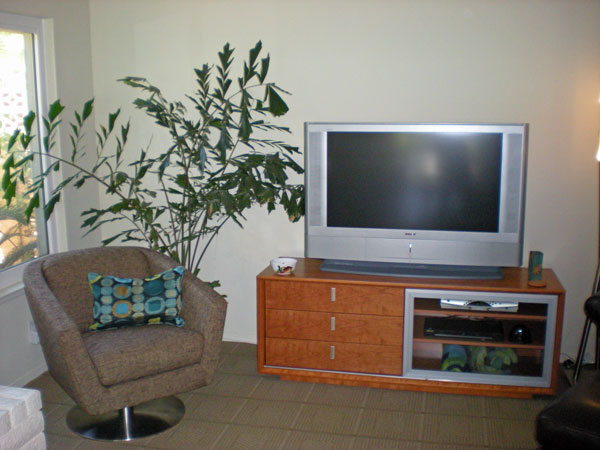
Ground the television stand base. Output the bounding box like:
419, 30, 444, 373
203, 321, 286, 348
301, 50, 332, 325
320, 259, 504, 280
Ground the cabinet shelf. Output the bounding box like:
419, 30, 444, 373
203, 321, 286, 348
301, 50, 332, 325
412, 354, 544, 377
412, 315, 546, 349
413, 298, 547, 321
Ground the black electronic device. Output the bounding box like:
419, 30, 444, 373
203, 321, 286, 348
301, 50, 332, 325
509, 324, 532, 344
424, 317, 504, 342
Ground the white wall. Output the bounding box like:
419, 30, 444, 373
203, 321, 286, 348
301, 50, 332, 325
0, 293, 45, 386
0, 0, 98, 385
85, 0, 600, 358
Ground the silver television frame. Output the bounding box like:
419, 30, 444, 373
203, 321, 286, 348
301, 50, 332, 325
304, 122, 529, 278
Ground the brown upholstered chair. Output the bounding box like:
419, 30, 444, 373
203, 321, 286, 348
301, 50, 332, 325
23, 246, 227, 440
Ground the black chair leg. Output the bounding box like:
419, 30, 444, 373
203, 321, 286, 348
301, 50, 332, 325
574, 317, 593, 382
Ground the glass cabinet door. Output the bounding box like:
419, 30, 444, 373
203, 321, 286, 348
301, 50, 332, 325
403, 289, 558, 388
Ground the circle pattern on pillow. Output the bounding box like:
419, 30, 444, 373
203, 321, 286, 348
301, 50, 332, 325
88, 266, 185, 331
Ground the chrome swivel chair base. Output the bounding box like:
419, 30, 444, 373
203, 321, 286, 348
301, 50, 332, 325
66, 396, 185, 441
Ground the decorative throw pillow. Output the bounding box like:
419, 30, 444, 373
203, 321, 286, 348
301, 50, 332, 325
88, 266, 185, 331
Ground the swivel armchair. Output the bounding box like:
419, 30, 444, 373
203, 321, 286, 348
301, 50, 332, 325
23, 246, 227, 441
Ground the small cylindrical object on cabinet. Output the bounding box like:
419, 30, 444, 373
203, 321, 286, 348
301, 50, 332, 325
528, 251, 547, 287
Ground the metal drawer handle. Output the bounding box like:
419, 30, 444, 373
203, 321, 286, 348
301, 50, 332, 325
330, 316, 336, 331
330, 287, 336, 302
330, 345, 335, 360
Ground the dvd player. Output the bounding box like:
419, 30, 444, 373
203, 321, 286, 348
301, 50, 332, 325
440, 299, 518, 312
424, 316, 505, 341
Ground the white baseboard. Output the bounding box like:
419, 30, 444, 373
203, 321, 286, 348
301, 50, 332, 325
222, 333, 257, 345
10, 362, 48, 388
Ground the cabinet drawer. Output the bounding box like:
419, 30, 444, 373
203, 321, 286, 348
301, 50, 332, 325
266, 338, 403, 375
266, 309, 403, 346
265, 280, 403, 316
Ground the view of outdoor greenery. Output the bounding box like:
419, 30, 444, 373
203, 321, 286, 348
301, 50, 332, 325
0, 30, 43, 270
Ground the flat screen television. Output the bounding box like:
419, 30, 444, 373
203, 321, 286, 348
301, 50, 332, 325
304, 122, 528, 279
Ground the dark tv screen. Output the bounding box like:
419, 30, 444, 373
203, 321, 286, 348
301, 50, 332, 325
326, 131, 502, 232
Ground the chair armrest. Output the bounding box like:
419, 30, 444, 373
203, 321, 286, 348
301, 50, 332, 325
141, 248, 228, 381
180, 273, 227, 381
23, 259, 102, 403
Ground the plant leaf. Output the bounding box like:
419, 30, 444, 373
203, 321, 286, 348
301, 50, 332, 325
47, 100, 65, 122
44, 192, 61, 218
258, 56, 270, 83
7, 129, 20, 151
82, 98, 94, 121
266, 85, 289, 116
23, 111, 36, 134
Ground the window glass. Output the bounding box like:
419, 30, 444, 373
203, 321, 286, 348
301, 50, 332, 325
0, 28, 49, 271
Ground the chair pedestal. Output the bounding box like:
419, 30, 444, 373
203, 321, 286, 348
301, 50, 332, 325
66, 396, 185, 441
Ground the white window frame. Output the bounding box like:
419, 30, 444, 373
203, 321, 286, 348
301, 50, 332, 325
0, 12, 64, 298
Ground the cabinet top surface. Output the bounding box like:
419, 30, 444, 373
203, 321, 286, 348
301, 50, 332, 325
257, 258, 564, 294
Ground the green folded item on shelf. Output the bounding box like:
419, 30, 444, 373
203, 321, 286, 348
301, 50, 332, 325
468, 346, 518, 374
442, 344, 468, 372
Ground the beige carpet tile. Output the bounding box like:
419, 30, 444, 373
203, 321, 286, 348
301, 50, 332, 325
218, 353, 260, 376
75, 439, 148, 449
231, 342, 258, 357
25, 372, 75, 406
424, 392, 486, 416
184, 393, 247, 422
351, 436, 423, 449
486, 418, 538, 449
421, 413, 488, 446
26, 342, 546, 449
483, 396, 547, 421
212, 424, 290, 450
46, 432, 81, 450
41, 401, 66, 420
232, 398, 301, 428
147, 419, 227, 449
43, 404, 77, 437
420, 444, 491, 450
251, 376, 314, 402
364, 387, 426, 412
356, 409, 424, 441
171, 390, 195, 403
283, 430, 356, 450
192, 372, 261, 397
293, 404, 362, 435
220, 340, 240, 354
305, 383, 369, 407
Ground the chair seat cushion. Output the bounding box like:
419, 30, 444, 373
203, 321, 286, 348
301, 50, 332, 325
83, 325, 204, 386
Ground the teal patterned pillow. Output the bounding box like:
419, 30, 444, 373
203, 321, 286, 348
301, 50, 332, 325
88, 266, 185, 331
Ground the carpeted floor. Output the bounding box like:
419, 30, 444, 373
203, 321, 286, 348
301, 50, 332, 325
26, 341, 557, 449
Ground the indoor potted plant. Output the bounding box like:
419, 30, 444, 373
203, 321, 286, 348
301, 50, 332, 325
2, 41, 304, 278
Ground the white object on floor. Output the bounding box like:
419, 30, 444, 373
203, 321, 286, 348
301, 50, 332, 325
0, 386, 45, 450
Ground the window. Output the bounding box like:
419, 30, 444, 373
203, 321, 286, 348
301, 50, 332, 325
0, 29, 46, 269
0, 12, 56, 292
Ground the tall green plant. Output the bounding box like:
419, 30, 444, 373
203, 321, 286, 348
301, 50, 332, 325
2, 41, 304, 275
0, 126, 40, 269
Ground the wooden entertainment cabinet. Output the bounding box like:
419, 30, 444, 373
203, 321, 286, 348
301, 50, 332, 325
257, 258, 565, 398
